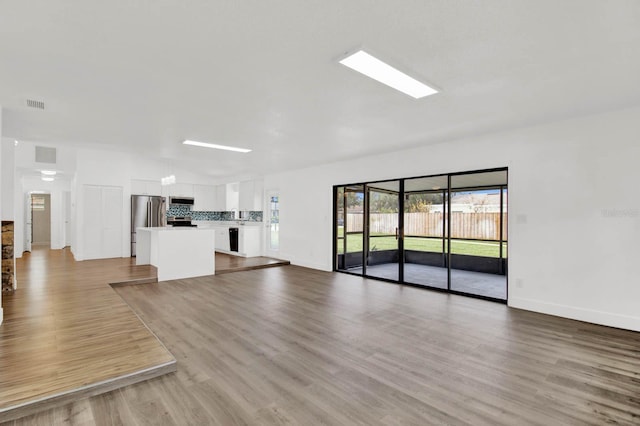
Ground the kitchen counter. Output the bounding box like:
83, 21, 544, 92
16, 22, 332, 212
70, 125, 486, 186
136, 227, 215, 281
193, 222, 262, 257
193, 220, 263, 227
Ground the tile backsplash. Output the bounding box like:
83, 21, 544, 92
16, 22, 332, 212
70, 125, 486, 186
166, 205, 263, 222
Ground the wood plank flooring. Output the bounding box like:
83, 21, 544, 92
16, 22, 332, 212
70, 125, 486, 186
0, 248, 176, 423
4, 257, 640, 425
215, 252, 290, 275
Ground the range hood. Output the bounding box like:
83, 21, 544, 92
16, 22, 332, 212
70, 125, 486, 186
168, 196, 194, 206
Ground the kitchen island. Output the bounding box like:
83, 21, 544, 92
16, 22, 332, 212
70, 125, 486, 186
136, 227, 215, 281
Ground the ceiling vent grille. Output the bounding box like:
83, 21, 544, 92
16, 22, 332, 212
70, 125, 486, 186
35, 146, 57, 164
26, 99, 45, 110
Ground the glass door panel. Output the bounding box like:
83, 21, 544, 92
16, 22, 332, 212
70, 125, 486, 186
334, 168, 508, 304
366, 181, 400, 281
403, 176, 448, 289
449, 171, 507, 300
337, 185, 364, 274
268, 194, 280, 251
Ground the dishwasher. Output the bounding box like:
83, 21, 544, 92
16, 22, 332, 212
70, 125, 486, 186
229, 227, 239, 252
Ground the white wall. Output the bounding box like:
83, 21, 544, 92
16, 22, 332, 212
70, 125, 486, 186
72, 147, 215, 260
263, 106, 640, 332
0, 107, 3, 324
1, 139, 16, 220
1, 137, 17, 305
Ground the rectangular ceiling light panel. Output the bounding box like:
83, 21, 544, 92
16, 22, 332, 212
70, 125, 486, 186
183, 140, 251, 153
339, 50, 438, 99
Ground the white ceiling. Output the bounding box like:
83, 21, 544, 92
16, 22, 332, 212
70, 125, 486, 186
2, 1, 640, 179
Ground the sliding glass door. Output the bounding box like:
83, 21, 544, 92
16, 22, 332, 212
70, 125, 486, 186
336, 185, 365, 274
402, 176, 448, 289
365, 181, 400, 281
334, 168, 508, 303
449, 171, 508, 299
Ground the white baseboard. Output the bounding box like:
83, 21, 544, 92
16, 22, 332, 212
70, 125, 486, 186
287, 257, 331, 272
509, 297, 640, 332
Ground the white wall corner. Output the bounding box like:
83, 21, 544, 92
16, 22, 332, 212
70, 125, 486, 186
0, 307, 3, 325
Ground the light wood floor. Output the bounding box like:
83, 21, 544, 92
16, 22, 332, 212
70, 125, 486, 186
3, 251, 640, 425
0, 248, 175, 423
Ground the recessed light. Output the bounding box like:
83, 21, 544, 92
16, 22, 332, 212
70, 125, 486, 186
161, 175, 176, 186
41, 176, 54, 182
41, 170, 57, 176
183, 140, 251, 153
339, 50, 438, 99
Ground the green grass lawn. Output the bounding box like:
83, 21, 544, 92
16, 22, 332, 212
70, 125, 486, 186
337, 230, 507, 258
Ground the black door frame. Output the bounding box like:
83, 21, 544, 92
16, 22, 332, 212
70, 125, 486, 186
333, 167, 508, 304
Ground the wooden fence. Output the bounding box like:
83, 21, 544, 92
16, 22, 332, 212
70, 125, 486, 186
346, 212, 507, 241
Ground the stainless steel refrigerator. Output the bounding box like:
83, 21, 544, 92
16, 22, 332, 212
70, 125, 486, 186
131, 195, 166, 256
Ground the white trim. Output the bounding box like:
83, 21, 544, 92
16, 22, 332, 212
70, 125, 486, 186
0, 307, 3, 325
287, 258, 331, 272
0, 360, 175, 414
509, 297, 640, 332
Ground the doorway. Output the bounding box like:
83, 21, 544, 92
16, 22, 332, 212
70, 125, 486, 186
31, 193, 51, 246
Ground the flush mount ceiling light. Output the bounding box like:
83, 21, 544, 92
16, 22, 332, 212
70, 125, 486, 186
339, 50, 438, 99
41, 170, 57, 176
41, 176, 54, 182
182, 140, 252, 153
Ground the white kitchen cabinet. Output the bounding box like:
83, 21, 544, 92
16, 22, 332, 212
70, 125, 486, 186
239, 179, 264, 211
252, 179, 264, 210
131, 179, 162, 196
193, 184, 217, 211
226, 182, 239, 213
203, 224, 261, 257
215, 184, 227, 211
212, 182, 240, 212
238, 180, 253, 211
161, 183, 194, 198
213, 226, 230, 251
239, 226, 262, 257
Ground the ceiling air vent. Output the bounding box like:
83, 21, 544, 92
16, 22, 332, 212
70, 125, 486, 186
35, 146, 57, 164
26, 99, 45, 110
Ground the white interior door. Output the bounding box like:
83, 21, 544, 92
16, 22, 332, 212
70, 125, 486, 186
83, 186, 103, 259
82, 185, 123, 260
64, 191, 71, 247
24, 193, 32, 252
